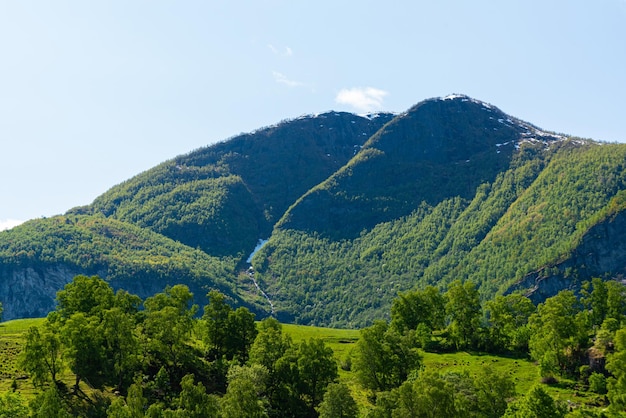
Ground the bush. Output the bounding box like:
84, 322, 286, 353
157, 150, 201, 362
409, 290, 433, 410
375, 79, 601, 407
588, 372, 607, 394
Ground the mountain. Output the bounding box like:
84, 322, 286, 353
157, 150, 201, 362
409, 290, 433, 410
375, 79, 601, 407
80, 111, 395, 258
276, 95, 553, 239
1, 95, 626, 326
0, 112, 394, 320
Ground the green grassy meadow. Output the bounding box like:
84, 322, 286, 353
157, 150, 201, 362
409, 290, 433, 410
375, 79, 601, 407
0, 318, 608, 414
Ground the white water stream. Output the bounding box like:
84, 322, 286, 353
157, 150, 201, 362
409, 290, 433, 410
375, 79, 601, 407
245, 239, 274, 314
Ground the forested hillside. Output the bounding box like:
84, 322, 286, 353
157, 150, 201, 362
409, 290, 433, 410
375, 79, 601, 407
82, 111, 394, 257
1, 95, 626, 326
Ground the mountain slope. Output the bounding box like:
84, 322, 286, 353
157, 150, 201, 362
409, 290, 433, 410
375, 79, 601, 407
276, 95, 557, 239
254, 138, 626, 327
0, 215, 244, 319
82, 111, 395, 258
2, 95, 626, 326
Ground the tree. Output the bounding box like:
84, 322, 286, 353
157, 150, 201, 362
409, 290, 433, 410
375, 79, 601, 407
503, 385, 566, 418
607, 327, 626, 413
485, 293, 535, 352
221, 365, 269, 418
20, 324, 64, 387
175, 374, 220, 418
528, 290, 589, 377
142, 285, 199, 378
202, 290, 232, 359
106, 378, 147, 418
605, 280, 626, 324
395, 370, 458, 418
55, 275, 115, 320
202, 291, 257, 362
293, 338, 338, 409
353, 320, 421, 392
473, 366, 516, 418
316, 383, 358, 418
248, 317, 292, 373
0, 391, 28, 418
390, 286, 446, 334
29, 386, 72, 418
445, 280, 482, 350
224, 307, 258, 363
247, 317, 296, 416
101, 307, 141, 391
581, 278, 608, 329
61, 312, 107, 389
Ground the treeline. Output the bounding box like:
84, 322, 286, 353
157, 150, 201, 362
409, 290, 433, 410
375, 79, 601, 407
6, 275, 345, 417
353, 278, 626, 416
3, 275, 626, 416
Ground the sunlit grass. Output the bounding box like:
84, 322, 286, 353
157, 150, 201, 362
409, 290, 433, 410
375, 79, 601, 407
0, 318, 609, 414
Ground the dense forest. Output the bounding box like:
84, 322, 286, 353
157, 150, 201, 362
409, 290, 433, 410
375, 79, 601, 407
254, 139, 626, 326
2, 275, 626, 417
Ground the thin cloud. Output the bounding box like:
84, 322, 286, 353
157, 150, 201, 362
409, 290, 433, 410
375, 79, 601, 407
268, 44, 293, 57
273, 71, 303, 88
335, 87, 388, 113
0, 219, 24, 231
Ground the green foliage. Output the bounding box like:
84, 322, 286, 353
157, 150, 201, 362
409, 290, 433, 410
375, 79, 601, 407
0, 215, 241, 319
588, 372, 607, 395
0, 391, 28, 418
528, 291, 589, 377
87, 112, 392, 258
5, 285, 626, 417
142, 285, 201, 384
29, 386, 72, 418
390, 286, 445, 335
485, 293, 535, 353
316, 382, 358, 418
221, 364, 268, 418
19, 324, 63, 387
174, 374, 220, 417
61, 312, 107, 388
202, 290, 258, 362
369, 367, 515, 418
353, 320, 421, 392
56, 275, 115, 320
445, 280, 482, 350
503, 385, 567, 418
607, 327, 626, 413
257, 139, 626, 327
107, 378, 146, 418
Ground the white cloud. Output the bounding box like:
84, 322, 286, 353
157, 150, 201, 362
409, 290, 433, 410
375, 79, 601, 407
335, 87, 388, 113
273, 71, 303, 88
0, 219, 24, 231
268, 44, 293, 57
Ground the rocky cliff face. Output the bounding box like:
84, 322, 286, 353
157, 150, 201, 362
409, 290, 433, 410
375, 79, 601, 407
0, 264, 87, 320
509, 209, 626, 302
0, 262, 213, 320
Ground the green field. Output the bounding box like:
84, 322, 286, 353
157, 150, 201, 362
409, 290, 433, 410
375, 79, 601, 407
0, 318, 608, 414
281, 323, 607, 414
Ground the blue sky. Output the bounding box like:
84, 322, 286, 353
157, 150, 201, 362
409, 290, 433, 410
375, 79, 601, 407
2, 0, 625, 229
